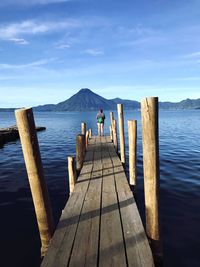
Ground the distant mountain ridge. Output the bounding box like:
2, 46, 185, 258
34, 88, 141, 111
1, 88, 200, 111
34, 88, 200, 111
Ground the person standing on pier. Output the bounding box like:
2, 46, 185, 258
96, 109, 105, 136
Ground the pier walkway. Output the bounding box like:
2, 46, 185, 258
0, 125, 46, 147
41, 136, 154, 267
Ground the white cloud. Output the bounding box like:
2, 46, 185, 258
84, 48, 104, 56
183, 51, 200, 59
170, 76, 200, 81
0, 0, 70, 6
57, 43, 71, 49
0, 19, 81, 44
0, 58, 56, 70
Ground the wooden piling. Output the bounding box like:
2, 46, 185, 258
89, 129, 92, 138
97, 123, 101, 136
81, 122, 86, 136
76, 134, 86, 173
141, 97, 162, 262
128, 120, 137, 187
110, 112, 114, 141
110, 111, 114, 125
68, 156, 77, 195
117, 104, 125, 164
109, 125, 113, 141
86, 130, 89, 147
112, 119, 118, 152
15, 108, 54, 257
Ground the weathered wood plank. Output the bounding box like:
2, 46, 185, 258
0, 125, 46, 147
41, 139, 96, 267
41, 192, 86, 267
107, 141, 130, 192
99, 190, 127, 267
99, 137, 127, 267
118, 190, 155, 267
73, 137, 97, 193
41, 135, 154, 267
101, 149, 115, 193
68, 148, 102, 267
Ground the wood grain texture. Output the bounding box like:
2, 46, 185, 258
41, 136, 155, 267
15, 108, 54, 256
128, 120, 137, 186
117, 104, 125, 164
141, 97, 162, 259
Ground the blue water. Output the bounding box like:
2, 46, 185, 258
0, 110, 200, 267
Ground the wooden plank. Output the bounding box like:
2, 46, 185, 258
101, 148, 115, 193
107, 142, 130, 192
99, 137, 127, 267
41, 192, 86, 267
68, 149, 102, 267
42, 135, 154, 267
99, 190, 127, 267
0, 125, 46, 147
41, 139, 96, 267
106, 135, 154, 266
73, 137, 97, 193
117, 190, 155, 267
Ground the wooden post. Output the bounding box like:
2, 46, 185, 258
97, 123, 101, 136
109, 125, 113, 141
110, 111, 114, 125
113, 119, 118, 152
81, 122, 86, 136
89, 128, 92, 138
117, 104, 125, 164
68, 156, 77, 195
76, 134, 86, 173
128, 120, 137, 187
86, 130, 89, 147
141, 97, 162, 262
110, 112, 114, 141
15, 108, 54, 257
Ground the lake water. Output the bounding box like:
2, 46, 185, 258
0, 110, 200, 267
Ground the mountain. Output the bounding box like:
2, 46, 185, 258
34, 88, 143, 111
1, 88, 199, 111
55, 88, 114, 111
34, 88, 200, 111
159, 98, 200, 109
111, 98, 140, 109
0, 108, 16, 112
34, 88, 115, 111
178, 98, 200, 109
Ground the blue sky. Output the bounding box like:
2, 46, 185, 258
0, 0, 200, 107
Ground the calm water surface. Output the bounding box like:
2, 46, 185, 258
0, 110, 200, 267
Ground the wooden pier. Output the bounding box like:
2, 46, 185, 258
41, 136, 154, 267
15, 99, 162, 266
0, 125, 46, 147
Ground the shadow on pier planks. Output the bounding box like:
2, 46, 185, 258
41, 136, 154, 267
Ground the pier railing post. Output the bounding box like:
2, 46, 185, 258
68, 156, 77, 195
113, 119, 118, 152
89, 129, 92, 139
109, 126, 113, 141
76, 134, 86, 173
117, 104, 125, 164
98, 123, 101, 136
110, 112, 114, 141
81, 122, 86, 136
128, 120, 137, 188
141, 97, 162, 263
15, 108, 54, 257
86, 130, 89, 147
